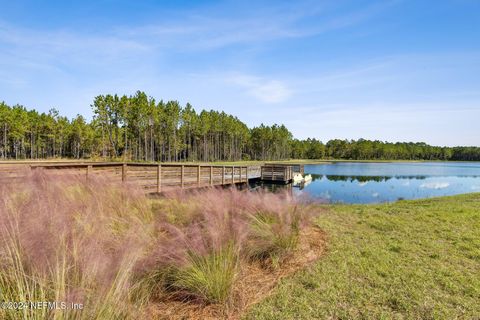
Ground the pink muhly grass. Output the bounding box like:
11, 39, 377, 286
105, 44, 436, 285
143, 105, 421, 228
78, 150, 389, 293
0, 171, 318, 314
148, 188, 256, 268
230, 188, 314, 266
0, 170, 152, 319
139, 187, 313, 303
138, 188, 251, 304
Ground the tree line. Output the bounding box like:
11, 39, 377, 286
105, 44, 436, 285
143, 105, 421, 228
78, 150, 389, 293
291, 138, 480, 161
1, 92, 479, 161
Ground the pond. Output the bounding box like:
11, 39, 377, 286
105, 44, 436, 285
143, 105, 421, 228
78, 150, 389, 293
293, 162, 480, 204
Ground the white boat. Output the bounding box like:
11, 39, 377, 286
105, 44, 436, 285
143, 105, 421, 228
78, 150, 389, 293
293, 173, 303, 182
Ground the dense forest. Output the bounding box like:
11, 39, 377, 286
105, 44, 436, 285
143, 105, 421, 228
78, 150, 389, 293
1, 91, 479, 161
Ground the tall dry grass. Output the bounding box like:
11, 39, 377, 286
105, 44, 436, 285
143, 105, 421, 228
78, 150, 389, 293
0, 170, 315, 319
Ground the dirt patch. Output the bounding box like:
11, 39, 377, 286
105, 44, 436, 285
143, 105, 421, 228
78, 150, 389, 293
147, 226, 327, 319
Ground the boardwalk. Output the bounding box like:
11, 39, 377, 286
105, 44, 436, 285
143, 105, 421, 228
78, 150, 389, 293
0, 162, 261, 193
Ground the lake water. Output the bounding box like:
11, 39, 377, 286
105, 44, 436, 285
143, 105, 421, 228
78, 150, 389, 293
293, 162, 480, 204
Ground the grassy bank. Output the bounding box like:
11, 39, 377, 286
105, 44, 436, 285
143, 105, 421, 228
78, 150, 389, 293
247, 193, 480, 319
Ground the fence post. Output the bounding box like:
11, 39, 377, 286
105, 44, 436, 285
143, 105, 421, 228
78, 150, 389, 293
197, 165, 201, 187
222, 166, 225, 185
157, 164, 162, 193
232, 166, 235, 184
122, 163, 127, 182
86, 165, 92, 181
210, 166, 213, 186
181, 165, 184, 189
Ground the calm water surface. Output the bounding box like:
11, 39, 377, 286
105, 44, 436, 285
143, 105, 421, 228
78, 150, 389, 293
293, 162, 480, 204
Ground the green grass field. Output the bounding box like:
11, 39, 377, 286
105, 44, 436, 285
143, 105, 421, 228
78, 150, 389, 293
246, 193, 480, 319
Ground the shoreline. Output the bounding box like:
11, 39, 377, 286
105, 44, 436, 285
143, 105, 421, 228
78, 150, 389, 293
1, 158, 480, 166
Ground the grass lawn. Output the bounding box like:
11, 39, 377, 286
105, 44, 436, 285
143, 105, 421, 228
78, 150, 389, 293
246, 193, 480, 319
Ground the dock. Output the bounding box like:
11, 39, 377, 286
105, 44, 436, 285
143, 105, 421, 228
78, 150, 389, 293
0, 161, 304, 192
1, 162, 261, 193
260, 163, 305, 183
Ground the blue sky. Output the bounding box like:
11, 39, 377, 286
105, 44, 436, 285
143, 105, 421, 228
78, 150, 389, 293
1, 0, 479, 146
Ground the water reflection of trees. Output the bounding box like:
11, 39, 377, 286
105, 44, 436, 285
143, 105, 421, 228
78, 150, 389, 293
251, 174, 432, 192
249, 181, 293, 194
315, 175, 428, 182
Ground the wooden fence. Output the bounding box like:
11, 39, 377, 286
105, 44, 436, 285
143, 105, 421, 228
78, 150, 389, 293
0, 162, 262, 193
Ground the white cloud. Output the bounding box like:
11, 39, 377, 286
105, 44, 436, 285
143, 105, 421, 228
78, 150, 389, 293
318, 191, 332, 200
249, 80, 292, 103
420, 182, 450, 189
117, 1, 397, 51
228, 74, 292, 103
0, 22, 148, 64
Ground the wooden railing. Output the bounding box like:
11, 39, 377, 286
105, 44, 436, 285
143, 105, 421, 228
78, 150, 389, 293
260, 164, 294, 183
0, 162, 262, 193
264, 163, 304, 175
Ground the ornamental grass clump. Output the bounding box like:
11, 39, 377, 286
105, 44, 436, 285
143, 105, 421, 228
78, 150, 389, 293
142, 188, 312, 303
141, 189, 251, 304
170, 243, 239, 304
247, 208, 301, 267
244, 191, 308, 267
0, 170, 153, 320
